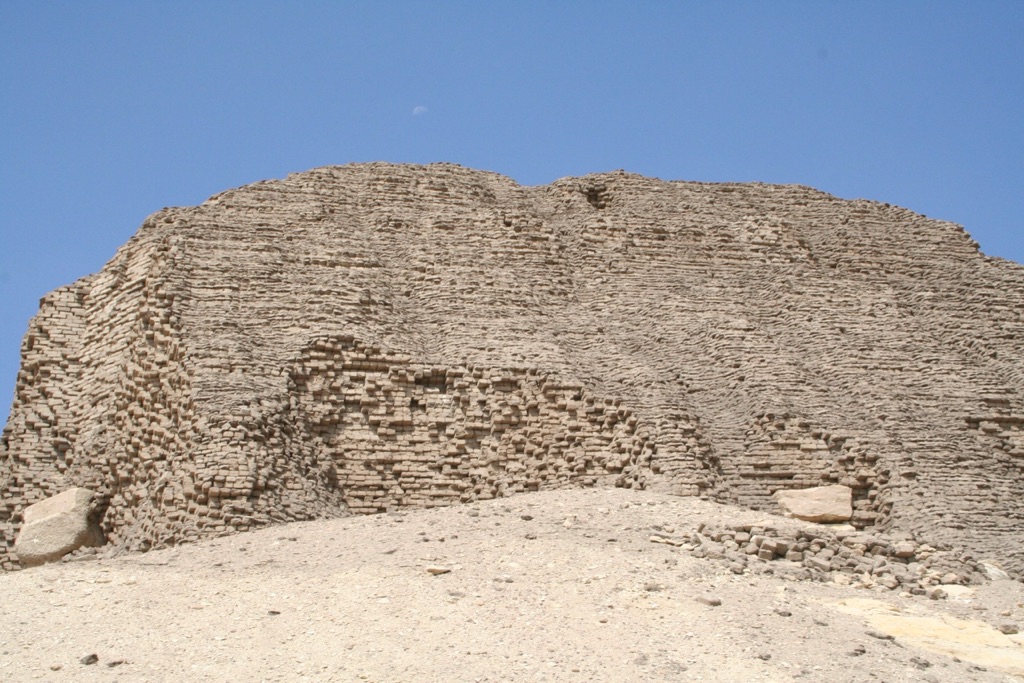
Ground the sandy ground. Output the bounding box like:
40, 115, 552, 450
1, 487, 1022, 682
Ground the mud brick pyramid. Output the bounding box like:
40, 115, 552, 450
2, 163, 1022, 573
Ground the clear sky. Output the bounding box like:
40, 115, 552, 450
1, 2, 1022, 426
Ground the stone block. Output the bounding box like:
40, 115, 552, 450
804, 556, 833, 572
773, 485, 852, 523
13, 488, 104, 566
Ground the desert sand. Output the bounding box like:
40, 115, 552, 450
2, 487, 1021, 682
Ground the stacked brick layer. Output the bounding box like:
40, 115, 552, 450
1, 163, 1022, 574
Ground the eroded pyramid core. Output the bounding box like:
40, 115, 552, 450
2, 164, 1022, 575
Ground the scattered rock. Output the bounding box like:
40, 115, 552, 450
997, 622, 1019, 635
892, 541, 916, 559
980, 561, 1012, 581
866, 629, 894, 641
696, 596, 722, 607
649, 535, 684, 547
426, 566, 451, 575
805, 556, 833, 573
80, 654, 98, 665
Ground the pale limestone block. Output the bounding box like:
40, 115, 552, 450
14, 488, 104, 566
773, 485, 852, 523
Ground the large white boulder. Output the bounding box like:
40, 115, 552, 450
773, 484, 852, 523
13, 488, 104, 566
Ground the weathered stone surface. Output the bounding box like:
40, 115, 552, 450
13, 488, 103, 566
1, 163, 1022, 576
980, 562, 1012, 581
773, 485, 853, 523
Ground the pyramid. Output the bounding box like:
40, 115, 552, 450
2, 163, 1022, 575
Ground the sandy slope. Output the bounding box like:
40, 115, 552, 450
2, 488, 1022, 682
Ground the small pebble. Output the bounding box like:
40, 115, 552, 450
910, 656, 932, 669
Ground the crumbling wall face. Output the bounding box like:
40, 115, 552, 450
957, 396, 1024, 574
724, 413, 891, 529
95, 245, 199, 553
288, 337, 656, 514
968, 400, 1024, 461
0, 286, 89, 569
0, 227, 208, 566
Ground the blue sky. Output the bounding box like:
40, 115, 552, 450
1, 2, 1022, 425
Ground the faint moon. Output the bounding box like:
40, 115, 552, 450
413, 105, 428, 116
